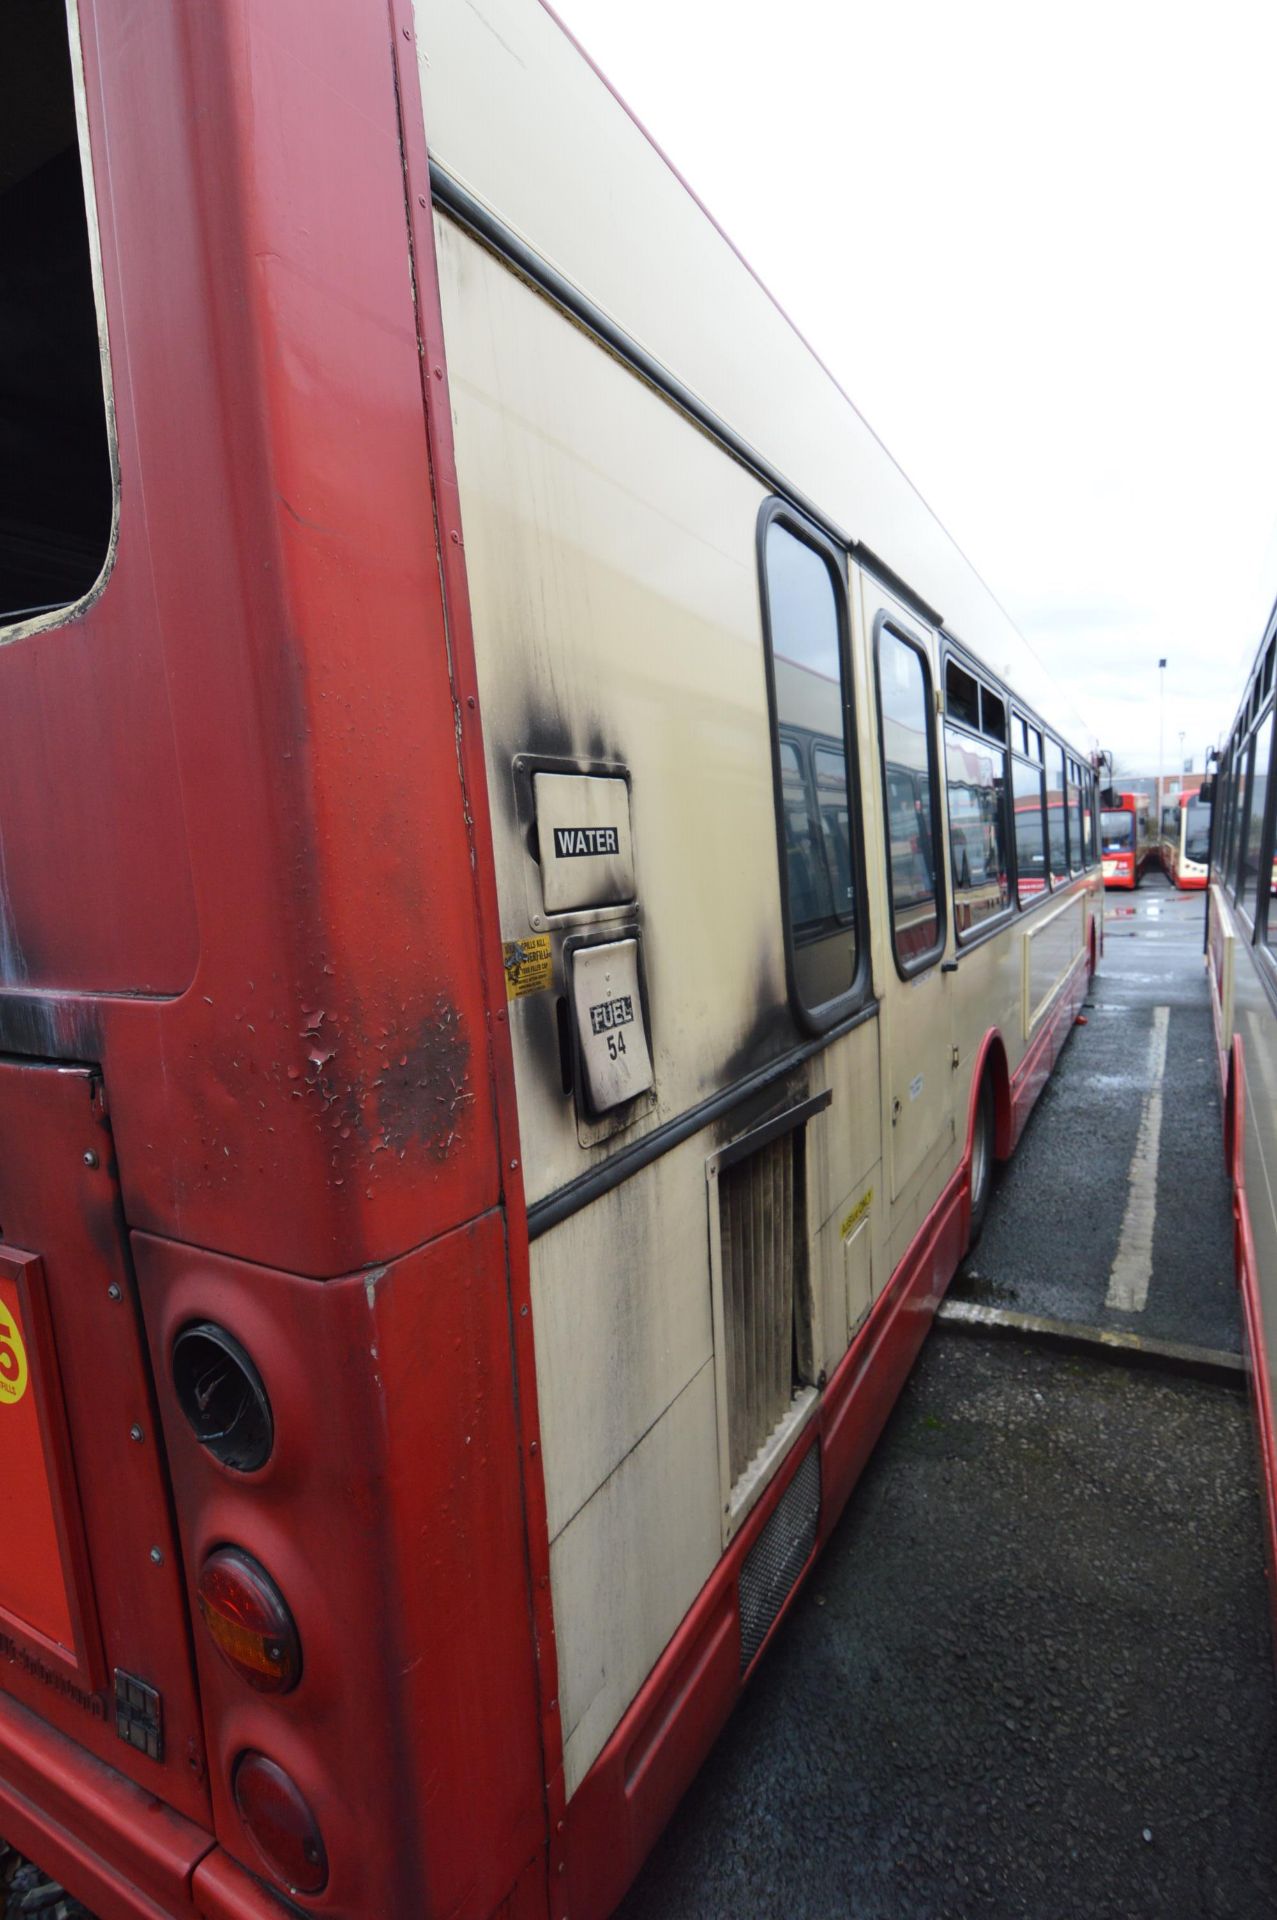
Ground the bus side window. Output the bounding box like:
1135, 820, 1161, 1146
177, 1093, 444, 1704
877, 626, 942, 970
1230, 739, 1251, 896
1240, 709, 1272, 913
813, 744, 855, 921
779, 736, 833, 929
1013, 757, 1047, 901
1068, 762, 1084, 873
944, 725, 1009, 939
760, 512, 861, 1018
1046, 742, 1068, 885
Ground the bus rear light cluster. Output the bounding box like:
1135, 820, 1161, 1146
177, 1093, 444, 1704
233, 1751, 328, 1896
197, 1547, 301, 1693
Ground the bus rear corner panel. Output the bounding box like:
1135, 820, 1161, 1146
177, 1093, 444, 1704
0, 1074, 550, 1920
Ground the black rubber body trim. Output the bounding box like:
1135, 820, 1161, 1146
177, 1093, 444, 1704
428, 161, 944, 635
526, 1000, 877, 1240
714, 1088, 832, 1174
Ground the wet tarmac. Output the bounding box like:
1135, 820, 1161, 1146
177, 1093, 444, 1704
622, 874, 1277, 1919
960, 877, 1240, 1356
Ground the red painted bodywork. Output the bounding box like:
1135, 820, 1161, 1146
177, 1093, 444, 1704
0, 1687, 210, 1920
0, 1061, 205, 1820
2, 2, 546, 1915
132, 1221, 544, 1920
0, 1252, 80, 1660
1226, 1042, 1277, 1653
1, 2, 1102, 1914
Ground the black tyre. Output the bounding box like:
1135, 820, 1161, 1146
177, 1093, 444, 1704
967, 1073, 995, 1249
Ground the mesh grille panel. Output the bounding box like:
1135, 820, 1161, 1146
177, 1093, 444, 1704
720, 1130, 800, 1483
738, 1443, 820, 1672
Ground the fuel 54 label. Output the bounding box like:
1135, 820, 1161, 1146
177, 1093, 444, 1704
0, 1299, 28, 1405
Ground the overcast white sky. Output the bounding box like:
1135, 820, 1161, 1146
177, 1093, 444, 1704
552, 0, 1277, 775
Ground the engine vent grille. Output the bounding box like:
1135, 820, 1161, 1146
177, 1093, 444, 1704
718, 1127, 810, 1484
738, 1443, 821, 1672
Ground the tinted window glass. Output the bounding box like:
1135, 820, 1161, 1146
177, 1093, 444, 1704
1230, 747, 1250, 890
778, 737, 833, 928
1069, 770, 1084, 871
945, 727, 1009, 938
1185, 795, 1211, 865
763, 521, 857, 1008
1101, 810, 1134, 850
1014, 757, 1048, 898
813, 744, 854, 921
1046, 744, 1068, 884
1084, 781, 1095, 865
1240, 712, 1272, 908
945, 660, 979, 730
879, 629, 940, 963
0, 7, 112, 625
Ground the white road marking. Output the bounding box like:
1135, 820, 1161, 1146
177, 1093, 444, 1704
1104, 1005, 1170, 1313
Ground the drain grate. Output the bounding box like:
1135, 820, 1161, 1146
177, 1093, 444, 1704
738, 1443, 820, 1672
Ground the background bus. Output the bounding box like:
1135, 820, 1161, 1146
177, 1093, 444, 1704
1160, 787, 1212, 889
1101, 790, 1153, 888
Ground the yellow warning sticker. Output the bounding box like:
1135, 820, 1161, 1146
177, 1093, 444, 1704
503, 934, 553, 1001
839, 1188, 873, 1241
0, 1300, 29, 1406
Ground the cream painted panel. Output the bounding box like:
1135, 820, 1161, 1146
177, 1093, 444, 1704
814, 1200, 875, 1372
1024, 891, 1086, 1038
553, 1360, 721, 1798
884, 970, 956, 1202
844, 1217, 874, 1343
531, 1133, 714, 1542
414, 0, 1094, 756
949, 918, 1027, 1099
435, 220, 792, 1208
802, 1022, 881, 1236
783, 1019, 881, 1376
885, 1129, 959, 1283
860, 583, 956, 1209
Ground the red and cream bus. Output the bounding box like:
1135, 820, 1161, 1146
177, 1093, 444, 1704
1159, 787, 1212, 889
1206, 602, 1277, 1653
1100, 790, 1152, 888
0, 4, 1101, 1917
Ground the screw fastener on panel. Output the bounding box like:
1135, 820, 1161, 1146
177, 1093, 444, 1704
149, 1547, 164, 1565
83, 1150, 99, 1168
129, 1425, 144, 1443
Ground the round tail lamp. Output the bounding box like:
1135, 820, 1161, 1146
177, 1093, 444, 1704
197, 1548, 301, 1693
233, 1752, 328, 1896
172, 1322, 273, 1471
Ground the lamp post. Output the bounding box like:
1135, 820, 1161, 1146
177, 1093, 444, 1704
1158, 657, 1167, 821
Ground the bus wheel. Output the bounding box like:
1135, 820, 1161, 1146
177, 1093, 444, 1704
967, 1074, 995, 1249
